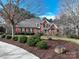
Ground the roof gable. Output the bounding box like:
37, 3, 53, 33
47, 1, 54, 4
42, 19, 50, 24
48, 23, 58, 30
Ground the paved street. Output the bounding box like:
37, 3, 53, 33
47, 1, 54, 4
0, 41, 40, 59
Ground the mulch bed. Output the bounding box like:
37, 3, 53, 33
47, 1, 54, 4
0, 39, 79, 59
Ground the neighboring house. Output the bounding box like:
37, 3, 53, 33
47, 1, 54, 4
16, 18, 58, 35
40, 18, 58, 35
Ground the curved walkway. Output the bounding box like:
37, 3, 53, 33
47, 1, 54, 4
0, 41, 40, 59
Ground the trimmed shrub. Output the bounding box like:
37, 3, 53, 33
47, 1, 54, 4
15, 32, 35, 35
27, 36, 41, 46
1, 34, 6, 38
19, 36, 27, 43
6, 35, 12, 39
32, 35, 41, 40
36, 41, 48, 49
13, 36, 18, 41
34, 37, 41, 45
27, 38, 36, 46
34, 38, 41, 43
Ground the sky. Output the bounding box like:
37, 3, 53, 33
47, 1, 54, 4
42, 0, 60, 15
39, 0, 60, 19
0, 0, 60, 19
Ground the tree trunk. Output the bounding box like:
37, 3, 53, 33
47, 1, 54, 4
75, 28, 78, 35
10, 24, 15, 39
74, 25, 78, 36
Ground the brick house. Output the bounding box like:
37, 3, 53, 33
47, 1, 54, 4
16, 18, 41, 34
15, 18, 58, 35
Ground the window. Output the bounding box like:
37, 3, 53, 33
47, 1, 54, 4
43, 23, 49, 28
26, 28, 29, 32
22, 28, 25, 32
43, 24, 45, 27
16, 27, 21, 33
44, 30, 47, 33
46, 24, 49, 28
36, 23, 40, 28
30, 28, 32, 32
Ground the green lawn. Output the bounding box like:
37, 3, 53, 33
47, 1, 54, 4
7, 35, 34, 38
41, 36, 79, 45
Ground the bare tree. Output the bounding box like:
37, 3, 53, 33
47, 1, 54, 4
59, 0, 79, 35
0, 0, 43, 38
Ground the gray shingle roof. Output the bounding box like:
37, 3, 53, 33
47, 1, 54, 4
17, 18, 41, 28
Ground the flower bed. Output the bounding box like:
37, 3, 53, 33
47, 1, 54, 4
0, 39, 79, 59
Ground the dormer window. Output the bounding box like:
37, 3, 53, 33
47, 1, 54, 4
43, 23, 49, 28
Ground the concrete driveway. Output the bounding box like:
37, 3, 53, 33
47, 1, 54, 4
0, 41, 40, 59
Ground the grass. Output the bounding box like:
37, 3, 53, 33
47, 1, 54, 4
15, 35, 34, 38
41, 36, 79, 45
8, 34, 33, 37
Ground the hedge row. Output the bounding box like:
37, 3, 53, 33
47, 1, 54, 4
15, 32, 35, 35
1, 35, 27, 43
13, 36, 27, 43
1, 34, 48, 49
